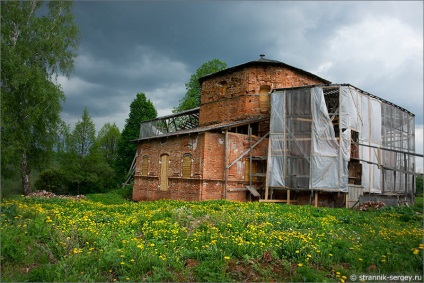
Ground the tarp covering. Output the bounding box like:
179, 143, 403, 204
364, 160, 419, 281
268, 84, 415, 194
311, 87, 342, 191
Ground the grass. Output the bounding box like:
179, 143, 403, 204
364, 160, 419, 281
1, 191, 423, 282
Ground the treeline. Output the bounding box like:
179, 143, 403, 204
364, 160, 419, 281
34, 94, 157, 195
1, 1, 228, 197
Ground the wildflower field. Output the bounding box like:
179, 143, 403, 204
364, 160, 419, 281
1, 192, 423, 282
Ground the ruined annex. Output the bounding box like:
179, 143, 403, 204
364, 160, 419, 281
132, 55, 418, 207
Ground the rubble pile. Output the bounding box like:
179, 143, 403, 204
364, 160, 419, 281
26, 190, 86, 200
356, 201, 386, 211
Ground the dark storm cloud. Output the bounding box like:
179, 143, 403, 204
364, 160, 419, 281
59, 1, 423, 170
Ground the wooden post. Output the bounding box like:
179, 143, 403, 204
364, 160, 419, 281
287, 189, 291, 205
404, 153, 408, 196
345, 193, 349, 208
314, 191, 319, 208
224, 129, 229, 200
382, 167, 385, 193
249, 125, 253, 201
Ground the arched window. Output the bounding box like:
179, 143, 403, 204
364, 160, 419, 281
182, 154, 193, 178
220, 81, 227, 96
141, 155, 149, 176
160, 154, 169, 191
259, 85, 271, 112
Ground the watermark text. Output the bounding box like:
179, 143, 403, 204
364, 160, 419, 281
350, 274, 423, 282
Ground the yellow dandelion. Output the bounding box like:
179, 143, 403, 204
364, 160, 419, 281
224, 256, 230, 260
120, 261, 125, 265
297, 263, 303, 267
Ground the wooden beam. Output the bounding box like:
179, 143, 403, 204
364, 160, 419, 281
259, 199, 298, 203
226, 132, 269, 169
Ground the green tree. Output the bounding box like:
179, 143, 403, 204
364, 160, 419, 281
97, 122, 121, 166
61, 108, 114, 194
116, 93, 157, 180
69, 108, 96, 158
174, 59, 227, 112
1, 0, 79, 195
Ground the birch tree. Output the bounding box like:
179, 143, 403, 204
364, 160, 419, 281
1, 1, 79, 195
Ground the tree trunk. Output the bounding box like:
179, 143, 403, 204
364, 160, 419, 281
21, 153, 31, 196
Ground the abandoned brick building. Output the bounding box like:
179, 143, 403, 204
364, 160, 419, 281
132, 55, 418, 207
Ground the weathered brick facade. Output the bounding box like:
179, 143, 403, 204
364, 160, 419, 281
132, 131, 269, 201
199, 63, 327, 126
133, 56, 330, 202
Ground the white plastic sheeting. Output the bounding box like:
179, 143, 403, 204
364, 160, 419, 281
311, 87, 342, 191
268, 84, 415, 194
268, 91, 286, 187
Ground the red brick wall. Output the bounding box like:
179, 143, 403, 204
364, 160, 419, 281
132, 134, 205, 201
133, 131, 269, 202
200, 132, 268, 201
199, 65, 326, 126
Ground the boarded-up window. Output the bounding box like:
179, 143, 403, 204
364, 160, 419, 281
220, 81, 227, 96
259, 85, 271, 112
182, 154, 192, 178
160, 154, 169, 191
141, 155, 149, 176
244, 158, 257, 181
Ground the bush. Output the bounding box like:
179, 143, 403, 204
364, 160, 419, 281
34, 168, 67, 194
416, 176, 423, 195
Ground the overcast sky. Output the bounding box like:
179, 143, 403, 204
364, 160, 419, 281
58, 1, 423, 170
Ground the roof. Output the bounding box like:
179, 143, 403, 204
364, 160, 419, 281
133, 116, 269, 142
199, 54, 331, 84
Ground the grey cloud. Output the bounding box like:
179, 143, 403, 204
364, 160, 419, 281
62, 1, 422, 135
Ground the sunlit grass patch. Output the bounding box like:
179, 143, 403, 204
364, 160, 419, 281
1, 195, 423, 282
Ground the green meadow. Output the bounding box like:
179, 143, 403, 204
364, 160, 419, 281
1, 191, 423, 282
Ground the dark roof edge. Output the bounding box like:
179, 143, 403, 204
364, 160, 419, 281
199, 59, 331, 84
272, 83, 415, 117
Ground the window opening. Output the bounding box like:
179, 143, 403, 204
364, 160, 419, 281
220, 81, 227, 96
141, 155, 149, 176
259, 85, 271, 112
160, 154, 169, 191
182, 154, 192, 178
